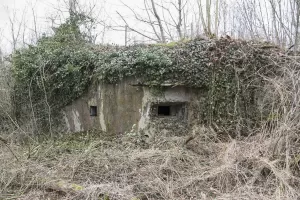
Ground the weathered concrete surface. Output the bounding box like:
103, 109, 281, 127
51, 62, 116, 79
60, 79, 205, 136
138, 86, 197, 137
62, 79, 144, 135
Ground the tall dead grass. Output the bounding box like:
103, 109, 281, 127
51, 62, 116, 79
1, 59, 300, 199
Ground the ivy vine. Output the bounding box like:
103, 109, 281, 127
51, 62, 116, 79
12, 18, 281, 133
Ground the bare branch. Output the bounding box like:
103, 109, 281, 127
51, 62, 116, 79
116, 11, 160, 42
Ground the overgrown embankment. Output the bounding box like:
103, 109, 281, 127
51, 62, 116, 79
2, 12, 300, 200
12, 23, 283, 134
3, 37, 300, 198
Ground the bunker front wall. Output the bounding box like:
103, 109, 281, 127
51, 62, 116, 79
61, 79, 205, 136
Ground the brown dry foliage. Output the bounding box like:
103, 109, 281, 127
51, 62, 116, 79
1, 47, 300, 200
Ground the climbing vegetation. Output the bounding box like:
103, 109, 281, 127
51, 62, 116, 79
12, 17, 283, 132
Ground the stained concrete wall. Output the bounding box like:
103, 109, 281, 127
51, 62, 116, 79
60, 79, 204, 136
62, 79, 144, 135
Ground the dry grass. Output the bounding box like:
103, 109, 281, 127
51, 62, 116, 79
1, 56, 300, 200
1, 123, 300, 200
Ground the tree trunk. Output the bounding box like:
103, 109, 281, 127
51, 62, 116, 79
150, 0, 166, 43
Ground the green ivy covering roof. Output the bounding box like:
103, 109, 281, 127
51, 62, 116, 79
12, 20, 286, 133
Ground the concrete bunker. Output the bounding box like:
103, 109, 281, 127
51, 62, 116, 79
60, 81, 196, 136
10, 38, 277, 137
151, 102, 187, 119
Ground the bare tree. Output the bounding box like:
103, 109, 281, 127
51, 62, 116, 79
197, 0, 220, 37
6, 6, 27, 51
3, 0, 300, 48
294, 0, 300, 50
0, 29, 3, 62
45, 0, 109, 44
118, 0, 189, 43
31, 7, 39, 43
217, 0, 299, 49
150, 0, 166, 42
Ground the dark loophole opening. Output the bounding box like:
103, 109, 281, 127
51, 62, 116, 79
158, 106, 170, 116
90, 106, 97, 116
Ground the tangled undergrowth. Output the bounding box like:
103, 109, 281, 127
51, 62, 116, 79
12, 18, 284, 133
2, 59, 300, 199
1, 125, 299, 200
3, 14, 300, 200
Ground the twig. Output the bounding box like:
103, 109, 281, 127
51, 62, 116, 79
116, 11, 160, 42
0, 136, 20, 162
